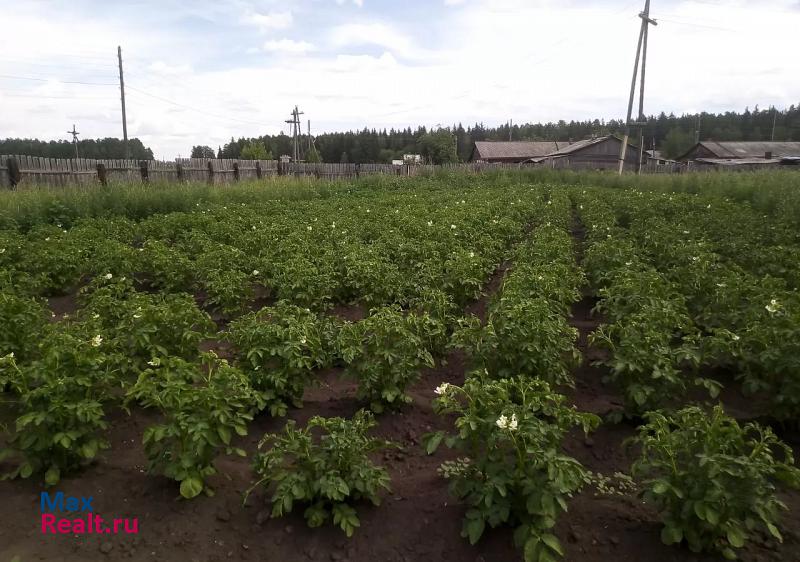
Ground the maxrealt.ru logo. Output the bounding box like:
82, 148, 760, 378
40, 492, 139, 534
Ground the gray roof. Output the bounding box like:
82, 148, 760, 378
692, 141, 800, 159
695, 157, 783, 166
473, 141, 570, 160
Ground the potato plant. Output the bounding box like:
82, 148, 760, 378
425, 376, 599, 562
631, 406, 800, 559
248, 410, 393, 536
0, 327, 117, 485
452, 297, 579, 387
337, 306, 435, 412
126, 353, 263, 499
226, 302, 337, 416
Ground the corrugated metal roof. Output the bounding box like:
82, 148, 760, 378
695, 157, 783, 166
696, 141, 800, 158
473, 141, 568, 160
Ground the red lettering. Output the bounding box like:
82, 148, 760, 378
94, 515, 104, 533
113, 519, 122, 533
73, 518, 86, 534
57, 519, 71, 533
41, 513, 56, 533
124, 519, 139, 534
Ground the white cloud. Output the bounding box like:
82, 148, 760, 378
1, 0, 799, 159
149, 61, 193, 76
330, 22, 424, 59
242, 10, 293, 32
444, 0, 466, 5
335, 0, 364, 6
263, 39, 316, 54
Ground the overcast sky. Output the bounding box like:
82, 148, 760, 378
1, 0, 798, 158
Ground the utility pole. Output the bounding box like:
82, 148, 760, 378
771, 106, 777, 141
67, 124, 80, 159
509, 119, 513, 141
695, 113, 701, 144
117, 46, 129, 160
285, 106, 304, 162
618, 0, 657, 175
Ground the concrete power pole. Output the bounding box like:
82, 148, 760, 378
117, 46, 129, 160
618, 0, 657, 175
67, 124, 80, 159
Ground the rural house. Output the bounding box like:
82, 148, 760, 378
537, 135, 641, 171
678, 141, 800, 162
470, 141, 570, 163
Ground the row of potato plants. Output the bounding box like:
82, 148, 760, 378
0, 183, 544, 315
594, 189, 800, 421
429, 191, 602, 562
574, 192, 718, 416
574, 189, 800, 559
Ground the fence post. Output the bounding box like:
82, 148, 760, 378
255, 161, 262, 180
207, 160, 214, 184
233, 161, 240, 182
176, 162, 185, 183
7, 157, 21, 189
139, 161, 149, 183
97, 163, 107, 186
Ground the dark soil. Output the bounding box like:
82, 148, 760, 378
2, 227, 799, 562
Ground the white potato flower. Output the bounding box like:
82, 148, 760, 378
91, 335, 103, 347
766, 299, 781, 314
508, 414, 518, 431
104, 273, 113, 280
496, 415, 509, 429
434, 383, 450, 395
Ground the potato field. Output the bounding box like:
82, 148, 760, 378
0, 173, 799, 562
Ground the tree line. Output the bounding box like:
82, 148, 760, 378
195, 105, 800, 164
3, 105, 798, 163
0, 138, 154, 160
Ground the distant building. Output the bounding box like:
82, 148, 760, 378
470, 141, 570, 163
403, 154, 422, 165
538, 135, 641, 171
678, 141, 800, 162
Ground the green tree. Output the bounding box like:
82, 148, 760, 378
240, 141, 271, 160
418, 130, 458, 164
660, 128, 696, 160
190, 146, 216, 158
305, 147, 322, 163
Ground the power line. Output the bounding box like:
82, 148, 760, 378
125, 84, 273, 127
0, 74, 117, 86
0, 91, 114, 100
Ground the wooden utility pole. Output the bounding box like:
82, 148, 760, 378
695, 113, 702, 144
618, 0, 657, 175
285, 106, 304, 162
771, 107, 777, 141
117, 46, 129, 160
67, 124, 80, 159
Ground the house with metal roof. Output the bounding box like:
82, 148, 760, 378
470, 141, 570, 163
678, 141, 800, 162
538, 135, 641, 171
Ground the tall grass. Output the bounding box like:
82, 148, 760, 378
1, 169, 798, 230
0, 177, 358, 230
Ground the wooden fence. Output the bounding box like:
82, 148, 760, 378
0, 156, 280, 189
0, 155, 691, 189
0, 156, 541, 188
